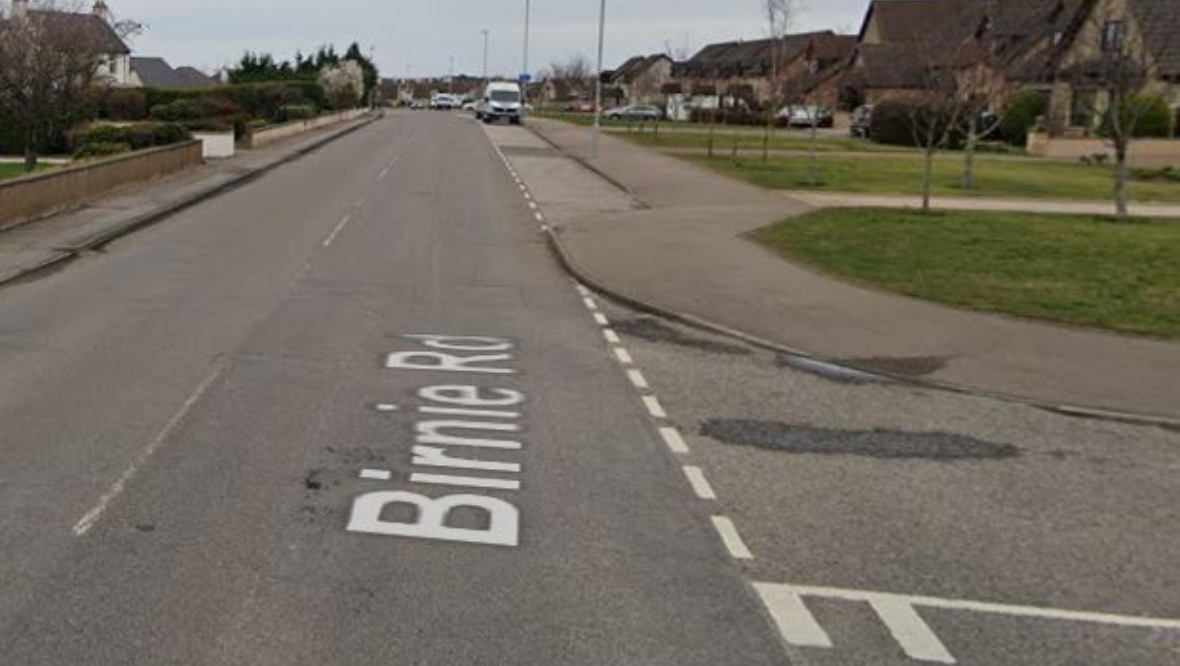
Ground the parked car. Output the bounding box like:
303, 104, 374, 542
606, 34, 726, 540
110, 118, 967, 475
602, 105, 663, 121
850, 104, 874, 138
430, 94, 458, 110
409, 99, 427, 110
476, 81, 525, 125
777, 105, 834, 128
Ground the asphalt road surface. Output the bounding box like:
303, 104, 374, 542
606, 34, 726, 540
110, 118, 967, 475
1, 111, 1177, 665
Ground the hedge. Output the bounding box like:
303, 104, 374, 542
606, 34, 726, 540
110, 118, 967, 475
74, 122, 192, 152
1000, 90, 1048, 146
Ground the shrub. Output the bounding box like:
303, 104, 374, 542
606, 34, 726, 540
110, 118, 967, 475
99, 89, 149, 121
868, 100, 969, 148
74, 142, 132, 159
277, 104, 316, 122
1000, 89, 1048, 146
1101, 94, 1173, 138
75, 122, 192, 152
150, 97, 243, 122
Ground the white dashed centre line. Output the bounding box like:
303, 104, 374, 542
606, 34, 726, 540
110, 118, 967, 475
583, 297, 599, 311
323, 214, 353, 248
593, 312, 609, 326
614, 347, 634, 365
626, 369, 650, 389
683, 466, 717, 500
712, 516, 754, 560
604, 329, 621, 345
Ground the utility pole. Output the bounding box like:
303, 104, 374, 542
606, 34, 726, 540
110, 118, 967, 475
592, 0, 607, 160
482, 29, 490, 87
522, 0, 531, 105
449, 55, 455, 95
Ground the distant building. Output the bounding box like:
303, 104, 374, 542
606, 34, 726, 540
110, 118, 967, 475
4, 0, 132, 86
129, 57, 218, 89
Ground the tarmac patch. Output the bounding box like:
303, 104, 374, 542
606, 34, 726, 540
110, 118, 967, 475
700, 420, 1019, 460
613, 317, 751, 355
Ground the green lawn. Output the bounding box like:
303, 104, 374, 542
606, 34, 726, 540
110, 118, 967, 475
0, 163, 39, 181
624, 129, 915, 153
752, 208, 1180, 338
697, 153, 1180, 202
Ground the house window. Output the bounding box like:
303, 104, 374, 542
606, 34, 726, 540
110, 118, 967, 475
1101, 20, 1125, 53
1070, 89, 1097, 128
109, 60, 117, 75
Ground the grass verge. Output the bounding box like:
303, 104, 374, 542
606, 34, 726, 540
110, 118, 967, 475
752, 208, 1180, 338
698, 153, 1180, 202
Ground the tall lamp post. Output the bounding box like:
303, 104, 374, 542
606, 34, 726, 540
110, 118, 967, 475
482, 29, 490, 87
522, 0, 532, 106
591, 0, 606, 160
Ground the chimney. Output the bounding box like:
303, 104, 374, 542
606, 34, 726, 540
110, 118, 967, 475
92, 1, 110, 23
13, 0, 29, 19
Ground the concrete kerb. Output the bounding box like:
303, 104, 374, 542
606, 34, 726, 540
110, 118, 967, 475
541, 223, 1180, 431
0, 113, 379, 286
526, 122, 647, 207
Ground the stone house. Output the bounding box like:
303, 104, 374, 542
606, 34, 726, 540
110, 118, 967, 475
606, 54, 674, 105
4, 0, 133, 86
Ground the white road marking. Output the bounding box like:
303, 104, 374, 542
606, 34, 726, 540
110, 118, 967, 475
593, 313, 609, 326
361, 469, 394, 481
660, 427, 690, 454
73, 363, 226, 536
642, 395, 668, 419
375, 403, 399, 412
534, 212, 545, 223
411, 473, 521, 491
626, 369, 649, 389
323, 214, 352, 247
614, 347, 634, 365
754, 582, 1180, 664
683, 466, 717, 500
576, 284, 592, 297
754, 584, 835, 648
528, 201, 538, 210
378, 166, 391, 180
711, 516, 753, 560
603, 329, 621, 345
870, 596, 956, 664
583, 297, 599, 311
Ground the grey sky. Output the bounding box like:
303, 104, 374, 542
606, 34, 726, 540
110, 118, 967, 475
108, 0, 870, 78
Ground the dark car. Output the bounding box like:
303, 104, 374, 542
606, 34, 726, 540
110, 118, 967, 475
603, 104, 663, 121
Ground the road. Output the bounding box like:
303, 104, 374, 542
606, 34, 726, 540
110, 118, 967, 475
0, 110, 1177, 665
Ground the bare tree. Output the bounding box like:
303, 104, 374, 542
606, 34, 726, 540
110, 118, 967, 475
0, 1, 139, 170
953, 54, 1009, 190
1064, 6, 1175, 220
761, 0, 800, 163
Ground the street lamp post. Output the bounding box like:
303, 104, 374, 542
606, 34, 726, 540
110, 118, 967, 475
592, 0, 606, 160
522, 0, 531, 105
482, 29, 490, 87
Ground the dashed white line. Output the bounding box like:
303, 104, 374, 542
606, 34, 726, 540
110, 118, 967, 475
583, 297, 599, 310
323, 214, 353, 247
576, 284, 592, 297
593, 312, 609, 326
626, 369, 649, 389
614, 347, 634, 365
712, 516, 753, 560
660, 427, 690, 454
642, 395, 668, 419
528, 201, 538, 210
534, 212, 545, 223
604, 329, 621, 345
683, 466, 717, 500
73, 363, 226, 536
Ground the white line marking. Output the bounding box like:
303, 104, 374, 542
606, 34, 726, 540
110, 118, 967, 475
524, 192, 533, 201
614, 347, 634, 365
378, 166, 390, 180
411, 473, 521, 490
604, 329, 621, 345
870, 597, 956, 664
73, 363, 225, 536
534, 212, 545, 223
642, 395, 668, 419
711, 516, 753, 560
593, 312, 609, 326
361, 469, 394, 481
660, 427, 690, 454
576, 284, 592, 297
753, 584, 835, 648
375, 403, 399, 412
683, 466, 717, 500
778, 583, 1180, 631
583, 297, 599, 310
528, 201, 538, 210
626, 369, 649, 390
323, 214, 352, 247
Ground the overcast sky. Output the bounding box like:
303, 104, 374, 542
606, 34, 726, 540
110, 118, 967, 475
105, 0, 870, 78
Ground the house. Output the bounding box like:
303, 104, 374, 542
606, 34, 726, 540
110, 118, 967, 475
673, 32, 856, 108
4, 0, 132, 86
129, 57, 218, 89
607, 54, 674, 105
843, 0, 1180, 135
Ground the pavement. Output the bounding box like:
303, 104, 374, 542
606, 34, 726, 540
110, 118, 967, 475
0, 113, 378, 285
524, 117, 1180, 421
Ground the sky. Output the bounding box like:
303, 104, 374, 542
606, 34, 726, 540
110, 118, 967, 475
101, 0, 871, 78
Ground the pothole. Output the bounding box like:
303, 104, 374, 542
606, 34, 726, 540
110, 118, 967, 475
700, 420, 1019, 460
612, 318, 751, 355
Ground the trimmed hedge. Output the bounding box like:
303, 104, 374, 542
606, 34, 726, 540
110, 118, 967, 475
1102, 94, 1173, 138
868, 101, 969, 148
75, 142, 132, 159
74, 122, 192, 152
1000, 90, 1048, 146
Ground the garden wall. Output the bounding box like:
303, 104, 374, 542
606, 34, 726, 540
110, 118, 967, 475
246, 109, 369, 149
1027, 133, 1180, 168
0, 141, 202, 230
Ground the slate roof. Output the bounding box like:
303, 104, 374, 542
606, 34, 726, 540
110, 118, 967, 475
130, 57, 216, 88
14, 9, 129, 54
1131, 0, 1180, 76
676, 31, 843, 79
609, 54, 671, 85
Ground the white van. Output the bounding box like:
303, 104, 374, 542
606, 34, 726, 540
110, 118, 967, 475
476, 82, 524, 125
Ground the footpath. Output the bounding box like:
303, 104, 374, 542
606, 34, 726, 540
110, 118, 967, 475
528, 118, 1180, 422
0, 113, 377, 285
